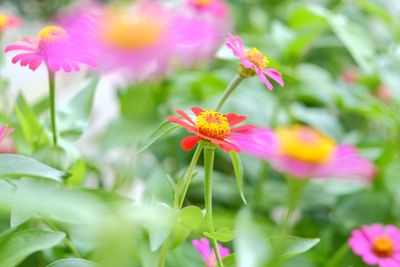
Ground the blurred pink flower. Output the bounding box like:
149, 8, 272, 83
232, 125, 375, 182
5, 25, 96, 72
192, 238, 230, 267
0, 13, 22, 34
225, 33, 284, 90
186, 0, 229, 20
0, 125, 13, 144
349, 224, 400, 267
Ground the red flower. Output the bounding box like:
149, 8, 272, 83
168, 107, 254, 152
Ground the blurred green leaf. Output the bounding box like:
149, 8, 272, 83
269, 235, 320, 259
222, 254, 236, 267
66, 159, 86, 186
0, 154, 67, 182
47, 258, 98, 267
0, 228, 65, 267
230, 151, 247, 205
204, 227, 235, 242
57, 78, 98, 140
172, 206, 204, 248
136, 121, 180, 153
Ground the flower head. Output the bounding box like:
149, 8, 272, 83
186, 0, 229, 19
0, 125, 13, 143
232, 125, 375, 181
5, 25, 96, 72
225, 33, 284, 90
0, 13, 21, 34
192, 238, 230, 267
168, 107, 254, 152
349, 224, 400, 267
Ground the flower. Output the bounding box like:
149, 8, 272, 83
232, 125, 375, 181
225, 33, 284, 90
5, 25, 96, 72
186, 0, 229, 19
168, 107, 254, 152
192, 238, 230, 267
0, 125, 13, 144
349, 224, 400, 267
0, 13, 21, 34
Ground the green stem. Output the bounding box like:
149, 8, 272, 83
204, 146, 224, 267
48, 69, 58, 147
279, 178, 308, 234
174, 143, 204, 209
46, 220, 81, 258
215, 74, 244, 112
326, 242, 349, 267
157, 238, 170, 267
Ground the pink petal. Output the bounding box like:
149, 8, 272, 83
5, 44, 36, 52
264, 68, 285, 87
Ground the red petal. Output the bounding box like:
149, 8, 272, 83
175, 109, 194, 124
191, 107, 204, 116
218, 141, 240, 152
230, 124, 256, 132
168, 116, 196, 131
225, 113, 247, 126
181, 136, 201, 151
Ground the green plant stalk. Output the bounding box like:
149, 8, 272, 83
157, 238, 170, 267
48, 69, 58, 146
215, 74, 244, 112
280, 177, 308, 234
174, 143, 204, 209
204, 146, 224, 267
326, 242, 349, 267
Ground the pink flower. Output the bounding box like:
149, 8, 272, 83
192, 238, 230, 267
232, 125, 375, 182
0, 125, 13, 144
0, 13, 22, 34
225, 33, 284, 90
5, 25, 96, 72
186, 0, 229, 19
349, 224, 400, 267
168, 107, 255, 152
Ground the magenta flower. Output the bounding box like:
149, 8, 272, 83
349, 224, 400, 267
0, 13, 21, 34
5, 25, 96, 72
225, 33, 284, 90
192, 238, 230, 267
232, 125, 375, 182
0, 125, 13, 143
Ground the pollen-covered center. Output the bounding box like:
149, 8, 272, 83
194, 0, 212, 6
195, 110, 230, 139
38, 25, 68, 43
0, 14, 8, 27
373, 236, 394, 257
245, 48, 269, 69
276, 125, 335, 164
101, 9, 166, 50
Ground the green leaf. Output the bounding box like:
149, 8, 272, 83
269, 235, 320, 259
230, 151, 247, 204
0, 154, 67, 181
136, 121, 181, 153
47, 259, 98, 267
0, 228, 65, 267
204, 227, 235, 242
66, 159, 86, 186
222, 254, 236, 267
57, 78, 99, 140
171, 206, 204, 247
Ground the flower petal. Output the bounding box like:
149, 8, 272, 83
181, 136, 201, 151
264, 68, 284, 87
175, 109, 195, 125
225, 113, 247, 126
191, 107, 204, 116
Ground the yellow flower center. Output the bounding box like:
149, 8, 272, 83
373, 236, 394, 257
101, 9, 166, 50
240, 48, 269, 78
276, 125, 335, 164
0, 14, 8, 27
194, 0, 212, 6
38, 26, 68, 42
195, 110, 230, 139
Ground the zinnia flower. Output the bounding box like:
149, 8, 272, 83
0, 13, 21, 34
192, 238, 230, 267
232, 125, 375, 181
5, 25, 96, 72
225, 33, 284, 90
168, 107, 254, 152
0, 125, 13, 143
349, 224, 400, 267
186, 0, 229, 19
